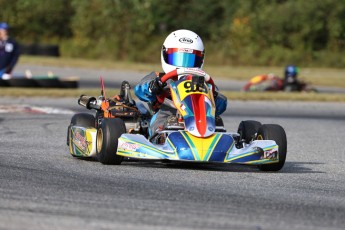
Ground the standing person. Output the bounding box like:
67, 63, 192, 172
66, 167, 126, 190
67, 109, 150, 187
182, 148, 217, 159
133, 29, 227, 138
0, 22, 20, 79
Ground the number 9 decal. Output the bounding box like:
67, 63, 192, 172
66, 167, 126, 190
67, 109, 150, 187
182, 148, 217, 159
184, 81, 208, 93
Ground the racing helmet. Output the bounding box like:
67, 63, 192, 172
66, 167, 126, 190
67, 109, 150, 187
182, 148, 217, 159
284, 65, 299, 78
0, 22, 9, 30
161, 29, 205, 73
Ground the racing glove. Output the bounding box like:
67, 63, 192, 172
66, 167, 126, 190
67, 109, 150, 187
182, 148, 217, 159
149, 77, 166, 95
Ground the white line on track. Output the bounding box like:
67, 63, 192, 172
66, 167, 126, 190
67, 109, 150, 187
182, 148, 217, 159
0, 104, 75, 114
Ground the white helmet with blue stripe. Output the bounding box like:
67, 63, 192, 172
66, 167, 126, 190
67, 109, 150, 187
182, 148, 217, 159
161, 29, 205, 73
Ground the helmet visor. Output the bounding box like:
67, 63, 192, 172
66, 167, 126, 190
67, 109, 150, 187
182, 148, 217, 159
165, 48, 204, 68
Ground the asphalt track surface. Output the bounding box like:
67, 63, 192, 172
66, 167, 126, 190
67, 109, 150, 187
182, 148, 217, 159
1, 96, 345, 230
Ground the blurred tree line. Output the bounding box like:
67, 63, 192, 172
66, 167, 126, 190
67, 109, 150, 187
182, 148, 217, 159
1, 0, 345, 67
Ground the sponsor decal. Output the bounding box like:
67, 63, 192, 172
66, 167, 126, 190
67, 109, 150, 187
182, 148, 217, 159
73, 131, 88, 152
253, 147, 278, 160
261, 149, 278, 160
178, 48, 193, 53
185, 68, 205, 75
184, 81, 208, 93
119, 140, 140, 151
179, 37, 193, 44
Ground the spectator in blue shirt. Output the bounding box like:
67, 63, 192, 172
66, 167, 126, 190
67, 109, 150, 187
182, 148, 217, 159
0, 22, 20, 79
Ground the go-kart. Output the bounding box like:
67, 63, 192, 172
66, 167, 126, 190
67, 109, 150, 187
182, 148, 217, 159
67, 68, 287, 171
243, 74, 317, 92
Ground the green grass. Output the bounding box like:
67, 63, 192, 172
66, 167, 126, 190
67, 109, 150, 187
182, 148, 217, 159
204, 66, 345, 88
1, 88, 345, 102
19, 55, 345, 88
222, 91, 345, 102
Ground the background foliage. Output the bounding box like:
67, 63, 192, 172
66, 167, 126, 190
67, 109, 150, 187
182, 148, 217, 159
1, 0, 345, 67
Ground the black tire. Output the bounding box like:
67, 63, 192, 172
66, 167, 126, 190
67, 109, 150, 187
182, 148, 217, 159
8, 78, 38, 87
215, 116, 224, 126
96, 118, 125, 165
0, 79, 10, 87
35, 78, 62, 88
59, 78, 79, 88
284, 84, 299, 92
257, 124, 287, 171
67, 113, 95, 146
237, 120, 262, 143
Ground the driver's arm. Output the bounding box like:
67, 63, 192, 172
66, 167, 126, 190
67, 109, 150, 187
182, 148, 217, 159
134, 72, 161, 103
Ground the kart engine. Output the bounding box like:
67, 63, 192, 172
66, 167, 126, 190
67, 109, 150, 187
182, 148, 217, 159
108, 101, 142, 133
78, 81, 151, 136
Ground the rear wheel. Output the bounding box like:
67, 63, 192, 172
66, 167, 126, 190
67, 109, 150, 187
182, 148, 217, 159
96, 118, 126, 165
237, 120, 262, 144
67, 113, 95, 146
257, 124, 287, 171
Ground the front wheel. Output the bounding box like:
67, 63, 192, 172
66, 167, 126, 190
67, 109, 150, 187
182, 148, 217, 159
257, 124, 287, 171
96, 118, 126, 165
237, 120, 262, 144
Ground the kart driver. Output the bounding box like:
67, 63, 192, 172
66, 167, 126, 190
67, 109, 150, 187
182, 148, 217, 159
0, 22, 20, 80
129, 29, 227, 138
283, 65, 300, 91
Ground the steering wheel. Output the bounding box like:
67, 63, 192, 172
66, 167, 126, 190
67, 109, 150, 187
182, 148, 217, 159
160, 68, 215, 92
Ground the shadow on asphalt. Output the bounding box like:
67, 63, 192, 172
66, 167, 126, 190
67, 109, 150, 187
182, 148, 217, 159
281, 161, 325, 174
66, 156, 324, 173
120, 159, 324, 173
